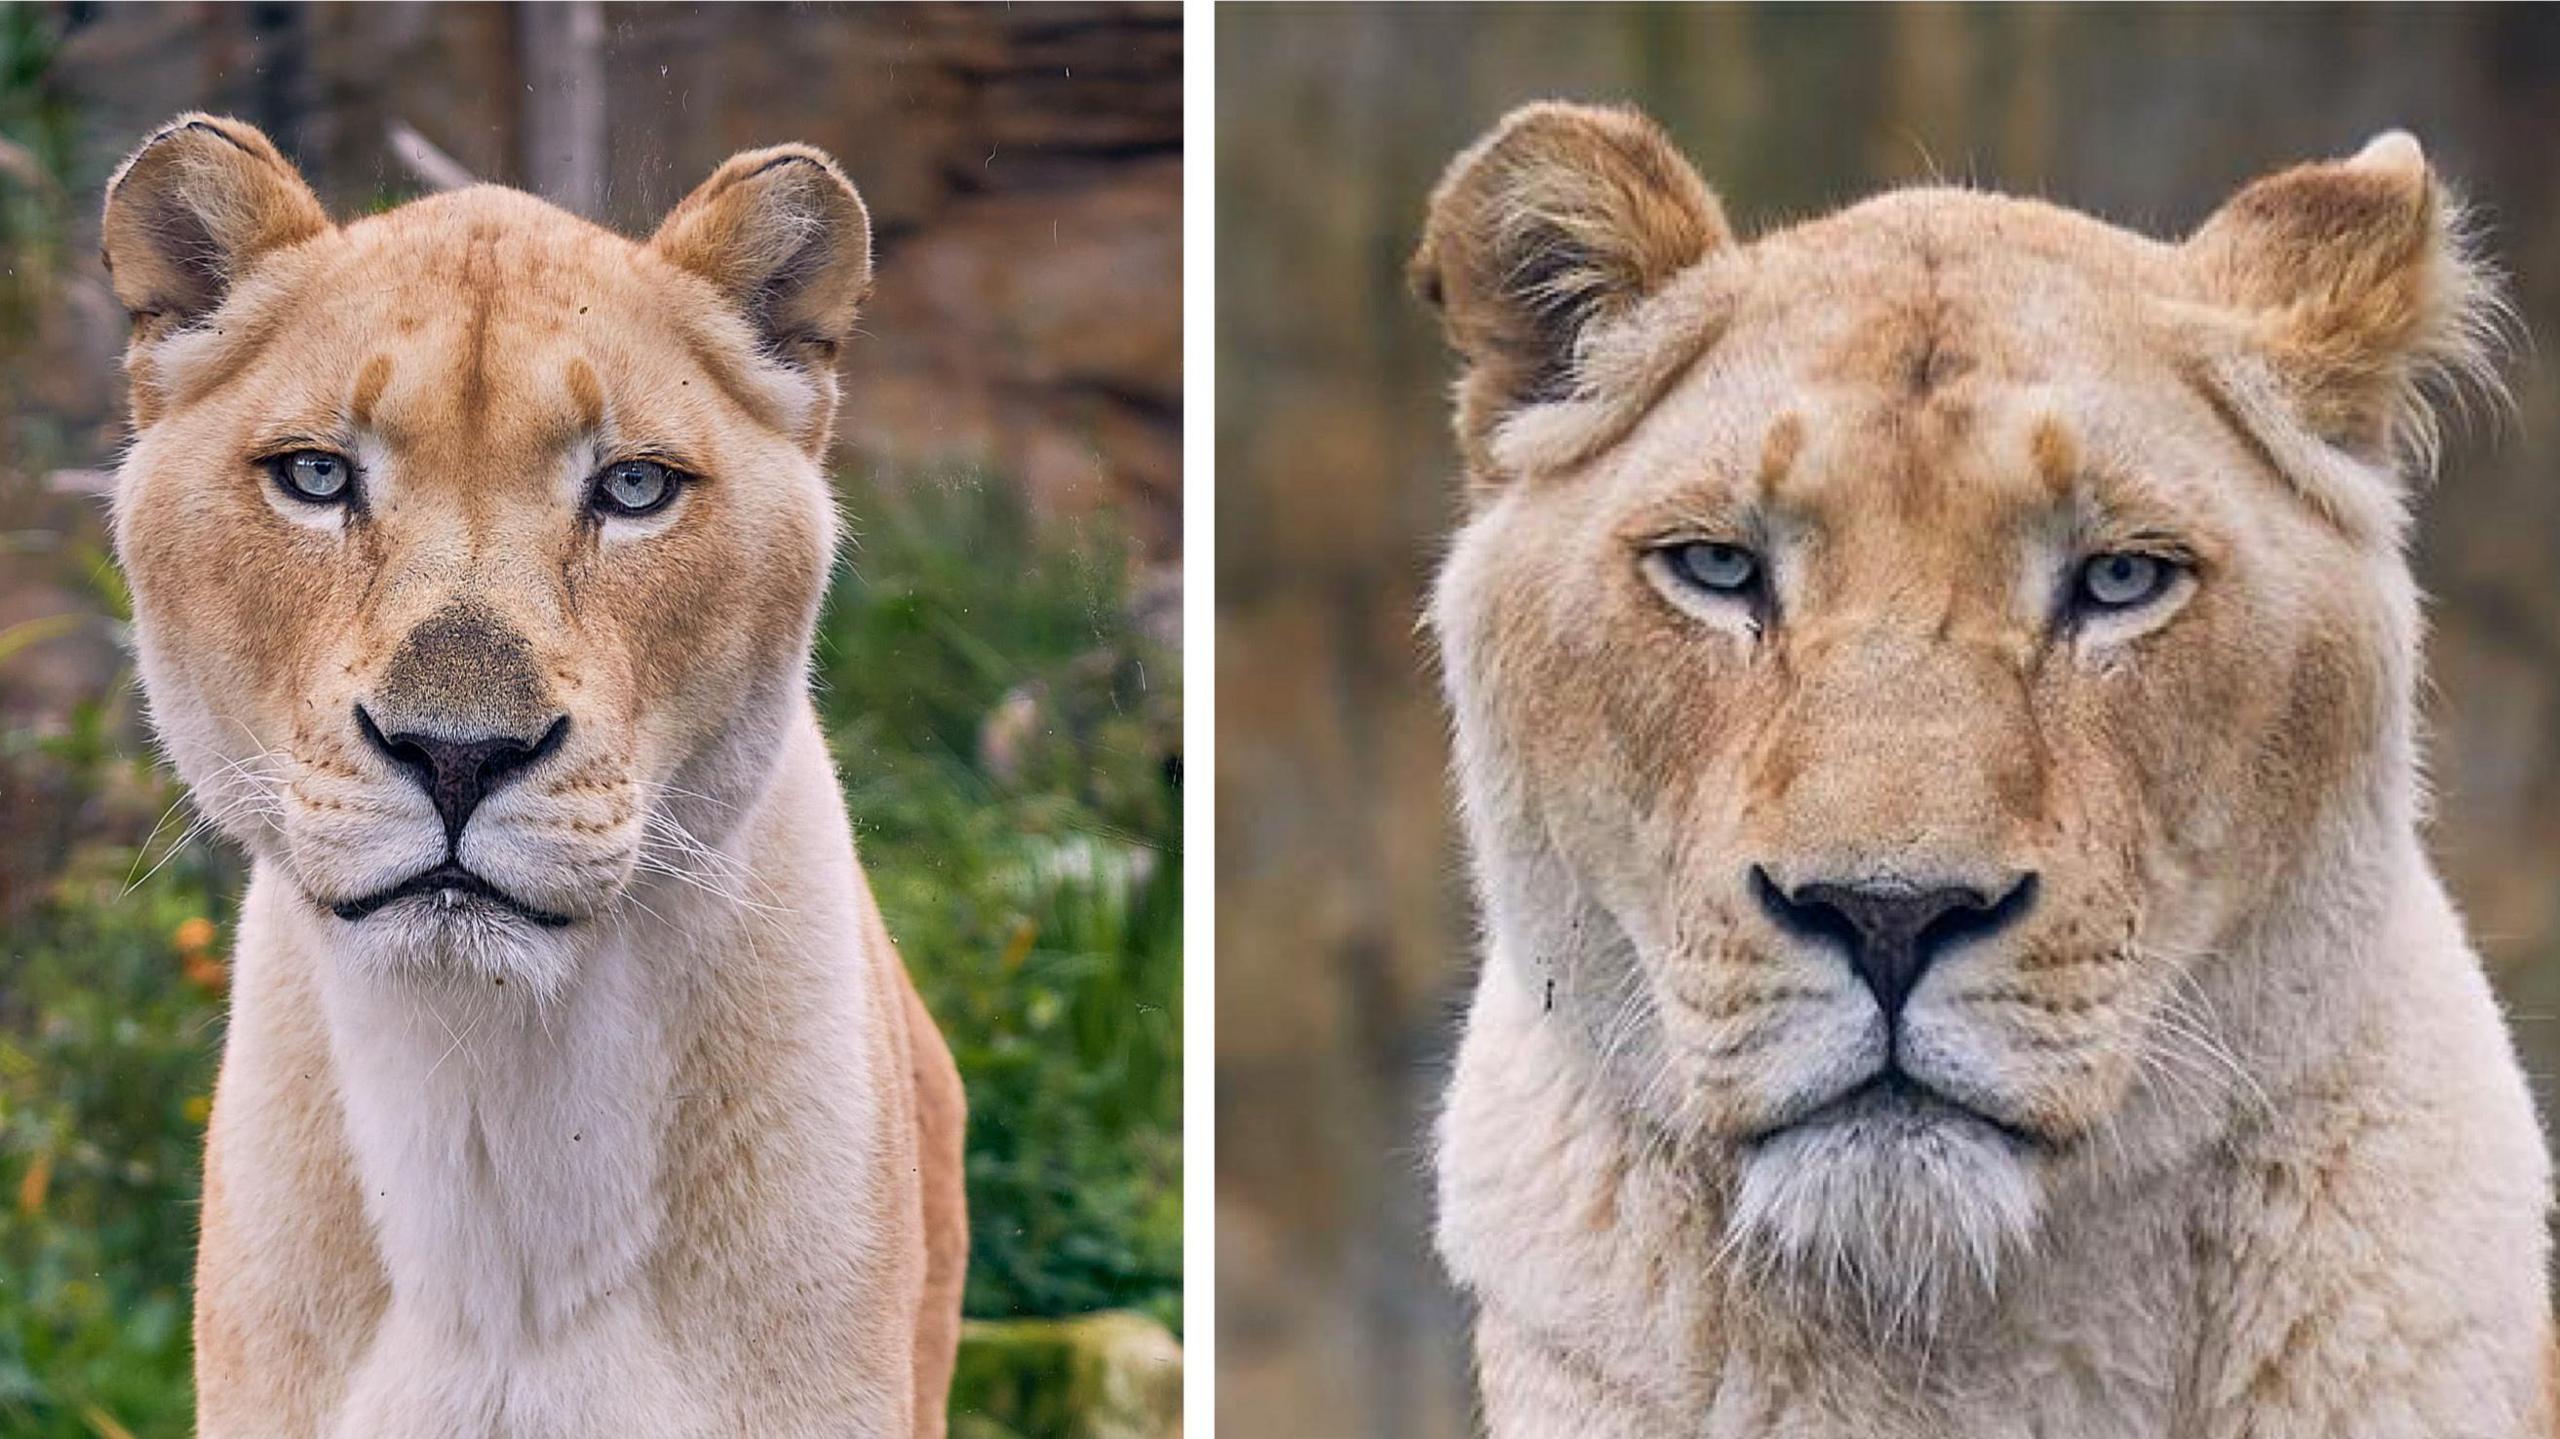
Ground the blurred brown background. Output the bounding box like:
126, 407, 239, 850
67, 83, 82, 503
1215, 5, 2560, 1434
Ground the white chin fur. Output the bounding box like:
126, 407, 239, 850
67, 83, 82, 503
333, 899, 582, 1002
1726, 1094, 2042, 1342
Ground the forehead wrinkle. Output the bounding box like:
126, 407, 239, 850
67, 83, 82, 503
1785, 384, 2006, 553
1832, 394, 1944, 530
2028, 416, 2079, 501
677, 321, 811, 436
2173, 357, 2386, 546
155, 270, 309, 413
350, 354, 394, 429
454, 227, 499, 424
1755, 413, 1804, 503
433, 298, 608, 467
2012, 407, 2222, 570
566, 358, 605, 434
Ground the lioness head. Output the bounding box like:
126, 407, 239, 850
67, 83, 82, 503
1417, 105, 2497, 1319
105, 116, 870, 994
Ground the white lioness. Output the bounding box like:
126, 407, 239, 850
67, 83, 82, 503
100, 116, 967, 1437
1415, 103, 2552, 1438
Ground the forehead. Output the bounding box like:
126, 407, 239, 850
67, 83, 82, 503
1592, 191, 2240, 523
166, 188, 806, 452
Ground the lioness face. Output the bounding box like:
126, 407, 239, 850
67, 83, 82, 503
1419, 106, 2485, 1308
1438, 217, 2390, 1163
105, 118, 873, 990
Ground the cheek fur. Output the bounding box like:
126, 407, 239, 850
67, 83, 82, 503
2085, 588, 2268, 860
2090, 577, 2380, 883
607, 488, 828, 737
124, 460, 347, 713
1479, 549, 1757, 818
2253, 611, 2391, 834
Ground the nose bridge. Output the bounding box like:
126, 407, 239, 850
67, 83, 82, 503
371, 597, 555, 740
1753, 626, 2045, 885
357, 468, 572, 724
392, 477, 567, 603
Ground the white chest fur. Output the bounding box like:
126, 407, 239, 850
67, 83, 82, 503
314, 923, 711, 1436
203, 710, 919, 1437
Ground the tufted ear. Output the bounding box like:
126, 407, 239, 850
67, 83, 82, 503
101, 114, 331, 342
1411, 102, 1732, 474
649, 144, 873, 374
2187, 131, 2503, 473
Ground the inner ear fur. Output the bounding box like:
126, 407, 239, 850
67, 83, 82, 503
1411, 102, 1732, 474
2187, 131, 2505, 474
649, 145, 873, 372
100, 114, 331, 342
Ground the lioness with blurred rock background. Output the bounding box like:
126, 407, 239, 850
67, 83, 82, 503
1418, 101, 2551, 1438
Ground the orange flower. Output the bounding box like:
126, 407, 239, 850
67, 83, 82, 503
16, 1148, 50, 1217
172, 916, 218, 956
1000, 917, 1039, 973
183, 951, 228, 995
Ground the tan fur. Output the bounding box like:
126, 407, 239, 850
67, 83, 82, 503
1421, 104, 2549, 1438
878, 880, 970, 1422
103, 114, 965, 1437
1412, 102, 1733, 479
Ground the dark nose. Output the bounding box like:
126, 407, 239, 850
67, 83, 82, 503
357, 704, 568, 846
1751, 867, 2037, 1020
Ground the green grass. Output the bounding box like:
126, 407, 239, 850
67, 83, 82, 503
822, 472, 1182, 1331
0, 699, 226, 1439
0, 471, 1181, 1437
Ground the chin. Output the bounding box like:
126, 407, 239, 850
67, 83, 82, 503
1725, 1082, 2044, 1340
330, 890, 585, 1001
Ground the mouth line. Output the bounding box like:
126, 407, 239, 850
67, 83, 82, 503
1743, 1071, 2046, 1152
328, 862, 573, 928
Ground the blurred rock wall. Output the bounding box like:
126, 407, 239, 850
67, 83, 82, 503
1215, 6, 2560, 1434
22, 1, 1180, 553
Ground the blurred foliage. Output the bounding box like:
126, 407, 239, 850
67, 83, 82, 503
823, 472, 1183, 1332
0, 472, 1181, 1437
950, 1311, 1184, 1439
0, 6, 72, 339
0, 539, 216, 1437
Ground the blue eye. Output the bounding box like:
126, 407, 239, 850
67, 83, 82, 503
271, 449, 355, 504
2075, 552, 2176, 612
591, 459, 683, 518
1661, 541, 1762, 597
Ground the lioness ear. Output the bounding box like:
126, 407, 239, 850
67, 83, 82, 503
101, 114, 330, 341
1411, 102, 1731, 473
649, 145, 873, 373
2187, 131, 2503, 472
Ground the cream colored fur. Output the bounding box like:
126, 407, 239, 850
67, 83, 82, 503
101, 115, 966, 1437
1416, 104, 2552, 1437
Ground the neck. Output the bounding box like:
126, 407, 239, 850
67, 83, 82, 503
263, 706, 845, 1349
